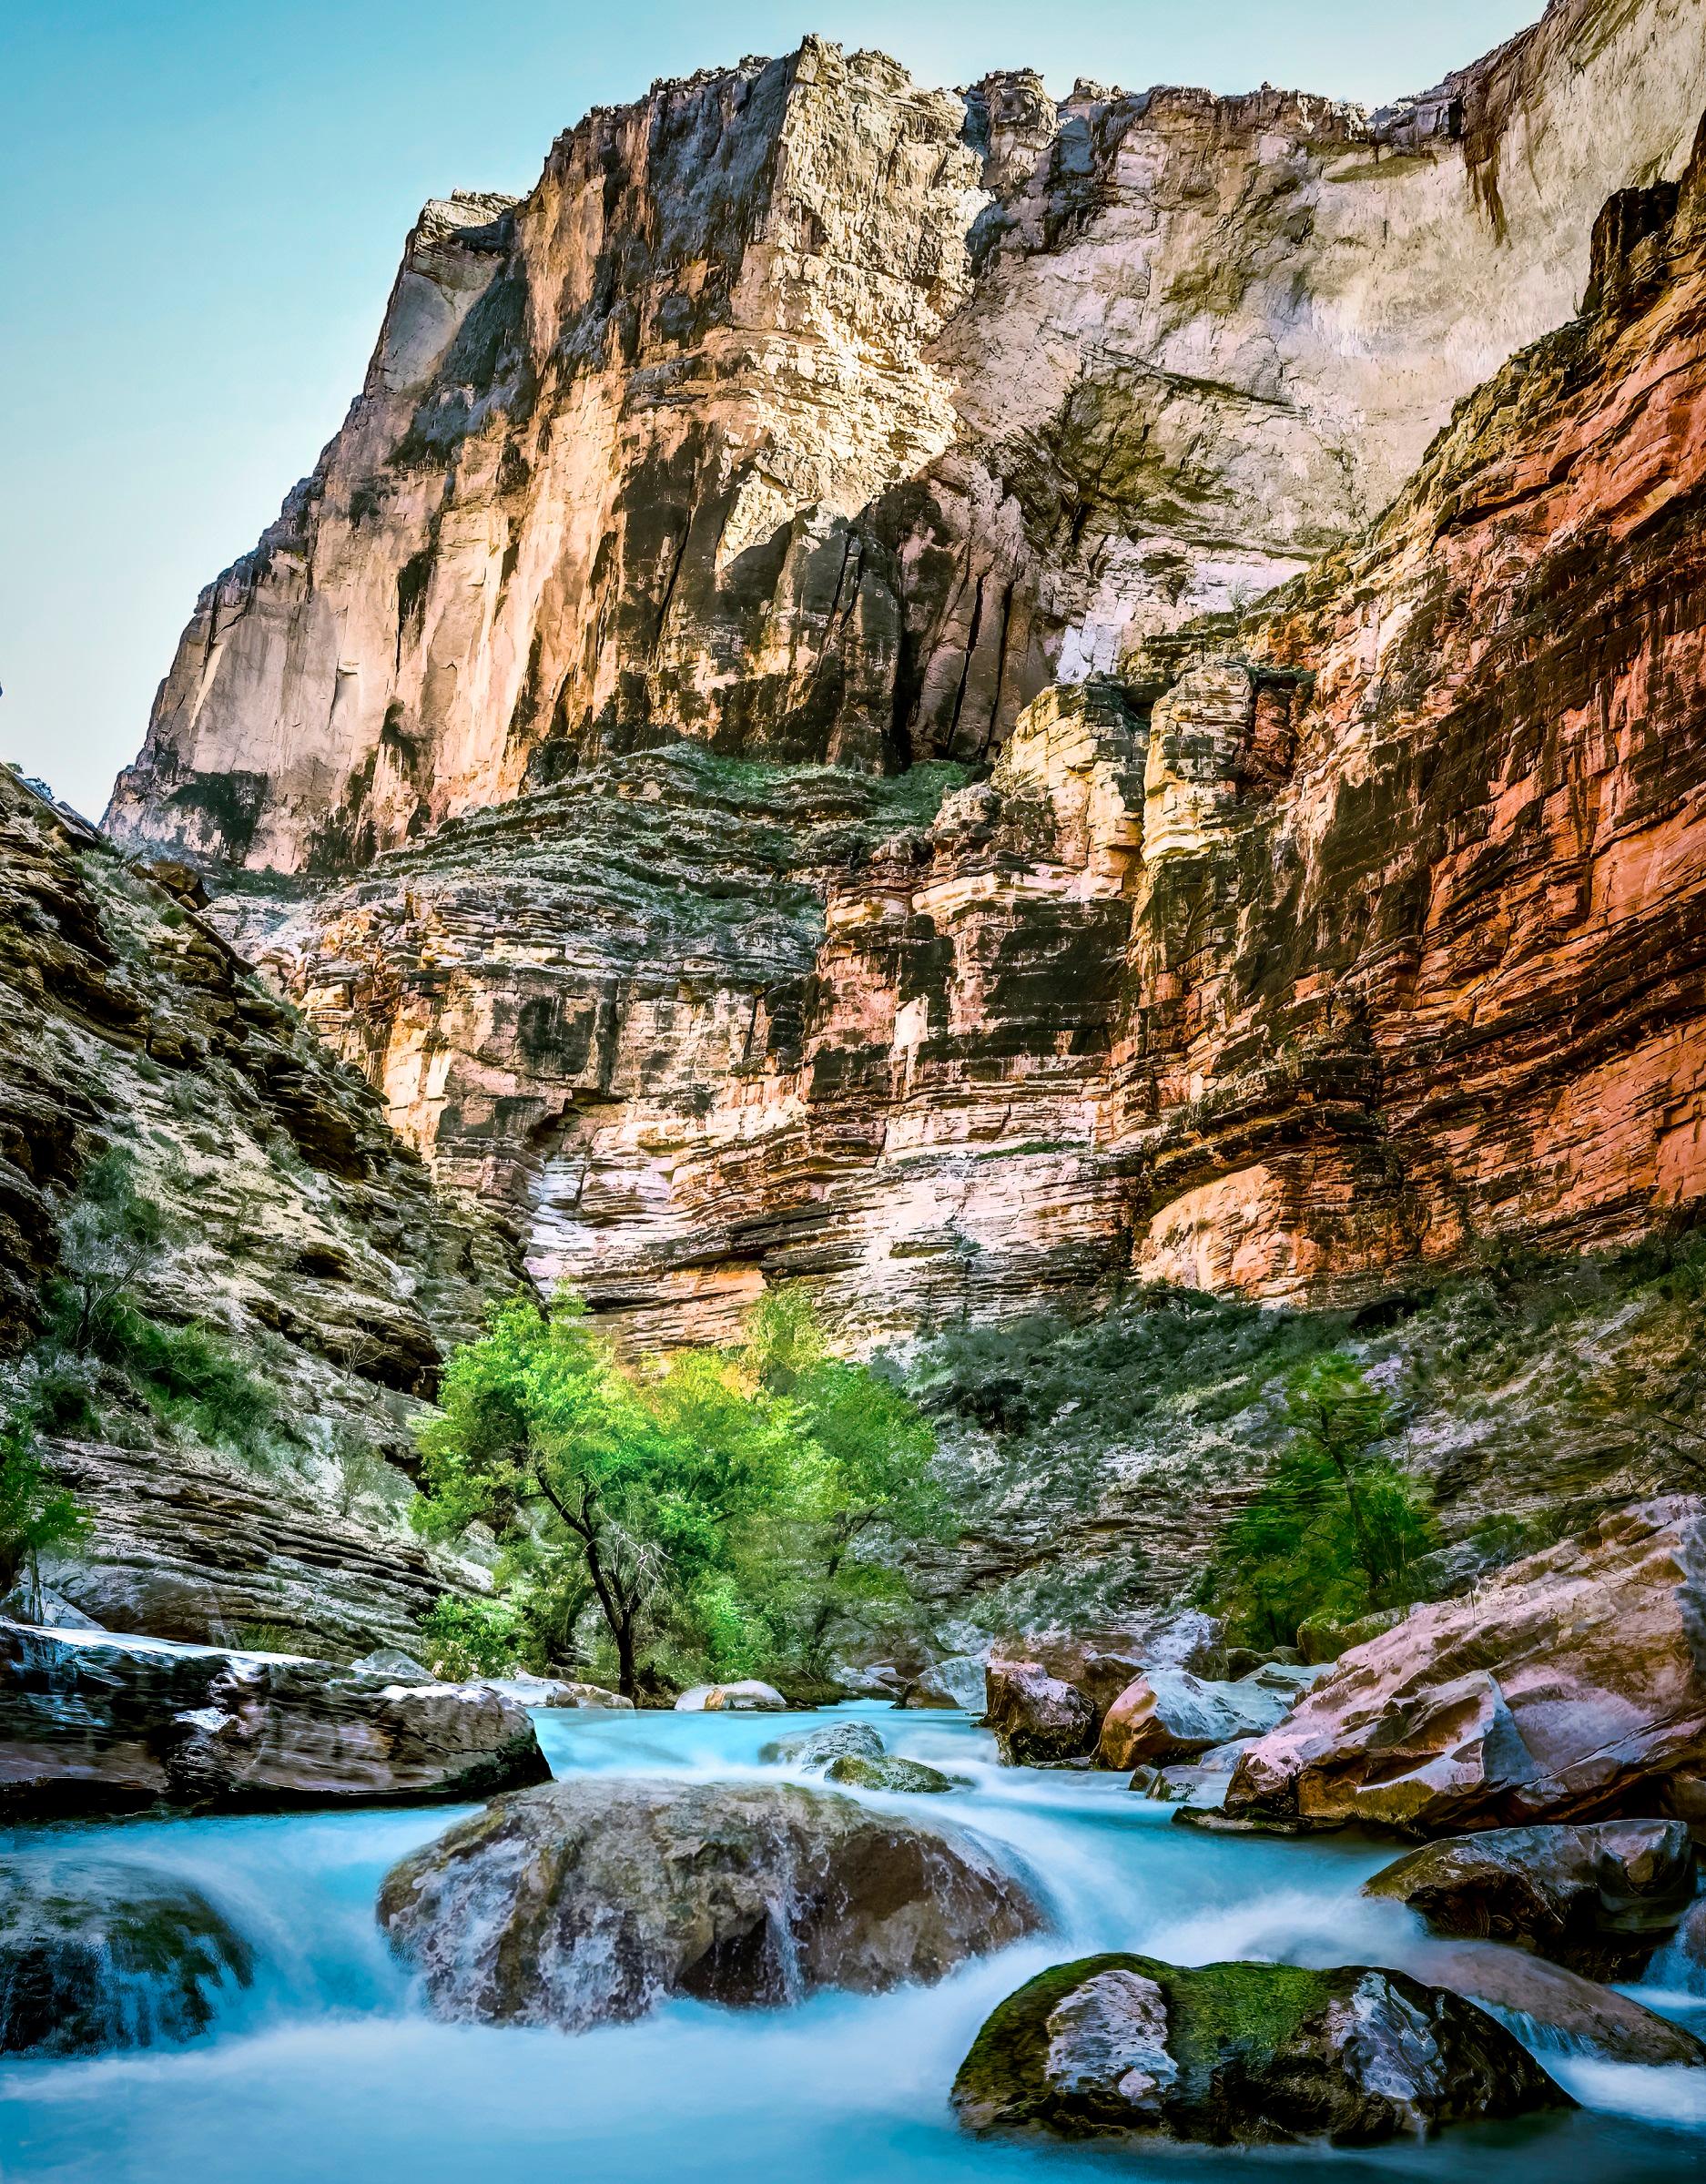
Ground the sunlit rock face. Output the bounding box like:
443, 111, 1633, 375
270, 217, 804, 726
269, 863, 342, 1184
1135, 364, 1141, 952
102, 5, 1706, 1335
109, 5, 1702, 873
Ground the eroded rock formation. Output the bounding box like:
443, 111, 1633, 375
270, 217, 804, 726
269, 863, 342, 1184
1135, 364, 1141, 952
96, 5, 1706, 1346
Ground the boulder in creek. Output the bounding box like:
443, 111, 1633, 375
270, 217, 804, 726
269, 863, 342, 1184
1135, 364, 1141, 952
1225, 1498, 1706, 1834
902, 1655, 989, 1712
0, 1863, 253, 2055
760, 1720, 886, 1769
477, 1671, 634, 1710
984, 1661, 1096, 1764
1099, 1669, 1292, 1771
377, 1777, 1043, 2031
673, 1679, 787, 1712
1403, 1935, 1706, 2068
824, 1753, 958, 1793
350, 1648, 435, 1683
1366, 1819, 1697, 1978
951, 1954, 1569, 2146
0, 1619, 549, 1816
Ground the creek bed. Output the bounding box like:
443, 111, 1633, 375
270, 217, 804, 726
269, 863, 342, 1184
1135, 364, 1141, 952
3, 1703, 1702, 2180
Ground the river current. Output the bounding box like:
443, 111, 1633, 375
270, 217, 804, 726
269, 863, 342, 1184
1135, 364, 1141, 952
3, 1702, 1703, 2182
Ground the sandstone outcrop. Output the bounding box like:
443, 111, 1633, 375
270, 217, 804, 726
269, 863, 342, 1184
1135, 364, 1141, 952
1366, 1820, 1697, 1978
111, 9, 1702, 872
0, 1620, 548, 1817
377, 1777, 1042, 2029
0, 1863, 254, 2056
1224, 1498, 1706, 1834
103, 74, 1703, 1376
952, 1954, 1569, 2145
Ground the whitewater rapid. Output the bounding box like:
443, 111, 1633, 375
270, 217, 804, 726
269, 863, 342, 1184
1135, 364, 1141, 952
3, 1704, 1702, 2181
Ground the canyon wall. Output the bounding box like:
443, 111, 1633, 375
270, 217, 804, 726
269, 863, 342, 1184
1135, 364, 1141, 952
101, 0, 1706, 1344
111, 3, 1701, 872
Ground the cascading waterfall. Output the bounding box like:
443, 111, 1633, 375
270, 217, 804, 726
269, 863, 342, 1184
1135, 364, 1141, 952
3, 1705, 1703, 2180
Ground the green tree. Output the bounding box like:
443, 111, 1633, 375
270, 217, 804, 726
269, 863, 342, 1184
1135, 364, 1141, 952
55, 1152, 173, 1356
743, 1289, 944, 1676
414, 1295, 791, 1699
1211, 1353, 1435, 1650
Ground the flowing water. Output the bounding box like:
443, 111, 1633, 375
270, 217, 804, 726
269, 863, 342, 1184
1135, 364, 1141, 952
3, 1703, 1703, 2181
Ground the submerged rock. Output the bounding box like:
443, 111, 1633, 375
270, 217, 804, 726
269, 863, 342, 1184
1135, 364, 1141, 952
1366, 1820, 1696, 1978
984, 1661, 1096, 1765
0, 1864, 253, 2056
1098, 1669, 1291, 1771
673, 1680, 787, 1712
0, 1620, 549, 1815
378, 1778, 1043, 2032
824, 1753, 956, 1793
1226, 1499, 1706, 1834
952, 1954, 1569, 2146
759, 1721, 886, 1770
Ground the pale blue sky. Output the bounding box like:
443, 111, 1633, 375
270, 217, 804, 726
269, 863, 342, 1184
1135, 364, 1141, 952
2, 1, 1540, 818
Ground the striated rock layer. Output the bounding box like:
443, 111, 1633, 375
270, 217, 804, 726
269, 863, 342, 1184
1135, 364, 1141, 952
111, 4, 1702, 872
103, 6, 1706, 1337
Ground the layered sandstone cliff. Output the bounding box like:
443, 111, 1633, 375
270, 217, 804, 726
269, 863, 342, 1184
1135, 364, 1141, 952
110, 2, 1703, 875
98, 1, 1706, 1346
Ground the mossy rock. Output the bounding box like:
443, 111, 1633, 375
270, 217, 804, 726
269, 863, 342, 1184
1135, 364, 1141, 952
824, 1753, 957, 1793
0, 1864, 254, 2056
952, 1952, 1569, 2147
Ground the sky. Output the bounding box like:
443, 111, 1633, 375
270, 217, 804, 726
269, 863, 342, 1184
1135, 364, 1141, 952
3, 0, 1541, 819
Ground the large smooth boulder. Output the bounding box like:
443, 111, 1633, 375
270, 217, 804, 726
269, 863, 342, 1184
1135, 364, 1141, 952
378, 1778, 1043, 2031
984, 1661, 1096, 1764
1406, 1935, 1706, 2068
0, 1864, 253, 2055
673, 1680, 787, 1712
0, 1620, 548, 1816
1099, 1669, 1292, 1771
952, 1954, 1568, 2146
1225, 1498, 1706, 1834
350, 1648, 434, 1683
1366, 1820, 1696, 1978
760, 1721, 885, 1769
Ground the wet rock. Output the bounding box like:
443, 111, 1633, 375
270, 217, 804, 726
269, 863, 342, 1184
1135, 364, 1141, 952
1366, 1820, 1697, 1978
351, 1648, 434, 1683
0, 1581, 104, 1631
903, 1655, 989, 1711
1098, 1669, 1291, 1771
0, 1620, 549, 1816
1408, 1936, 1706, 2068
378, 1778, 1043, 2031
1226, 1499, 1706, 1834
984, 1661, 1096, 1765
674, 1680, 787, 1712
477, 1671, 633, 1710
952, 1954, 1569, 2145
760, 1721, 886, 1769
0, 1864, 253, 2055
824, 1753, 957, 1793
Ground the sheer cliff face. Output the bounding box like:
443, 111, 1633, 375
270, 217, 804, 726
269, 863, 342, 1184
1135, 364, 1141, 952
110, 4, 1702, 876
102, 2, 1706, 1342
